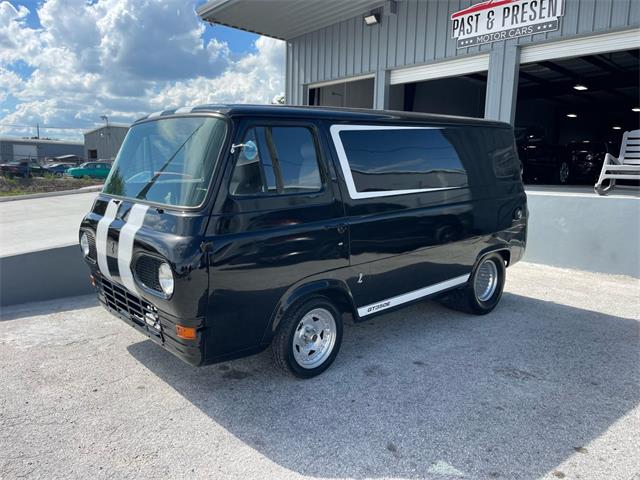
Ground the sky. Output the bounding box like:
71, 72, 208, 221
0, 0, 286, 141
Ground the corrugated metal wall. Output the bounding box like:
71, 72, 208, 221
84, 127, 128, 161
0, 140, 84, 163
287, 0, 640, 106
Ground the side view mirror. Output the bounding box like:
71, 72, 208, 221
230, 140, 258, 160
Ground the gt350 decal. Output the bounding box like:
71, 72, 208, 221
357, 274, 470, 317
367, 301, 391, 314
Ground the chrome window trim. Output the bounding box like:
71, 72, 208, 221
329, 124, 463, 200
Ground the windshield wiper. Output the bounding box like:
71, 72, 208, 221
136, 124, 204, 200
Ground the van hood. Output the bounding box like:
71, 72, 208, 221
80, 194, 210, 318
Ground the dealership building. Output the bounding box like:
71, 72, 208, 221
199, 0, 638, 148
196, 0, 639, 279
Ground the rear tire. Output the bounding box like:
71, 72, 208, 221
271, 296, 343, 378
439, 253, 506, 315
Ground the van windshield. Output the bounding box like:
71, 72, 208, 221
103, 116, 227, 207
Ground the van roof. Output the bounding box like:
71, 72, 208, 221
135, 104, 509, 128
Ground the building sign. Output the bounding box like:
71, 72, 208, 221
451, 0, 564, 48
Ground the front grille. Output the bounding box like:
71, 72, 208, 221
134, 255, 163, 293
96, 276, 159, 332
85, 230, 97, 262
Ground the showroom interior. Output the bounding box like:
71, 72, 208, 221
199, 0, 639, 187
307, 44, 639, 186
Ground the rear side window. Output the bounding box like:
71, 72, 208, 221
488, 132, 520, 180
333, 126, 468, 196
229, 126, 322, 196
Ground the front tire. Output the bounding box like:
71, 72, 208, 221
440, 253, 506, 315
272, 297, 343, 378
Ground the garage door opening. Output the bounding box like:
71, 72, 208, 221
393, 73, 487, 118
515, 49, 640, 186
308, 77, 374, 108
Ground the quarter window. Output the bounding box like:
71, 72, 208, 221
229, 126, 322, 196
336, 127, 468, 193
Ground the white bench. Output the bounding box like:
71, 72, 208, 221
594, 129, 640, 195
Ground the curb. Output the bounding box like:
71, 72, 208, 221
0, 245, 94, 307
0, 185, 103, 202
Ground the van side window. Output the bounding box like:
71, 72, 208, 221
488, 131, 520, 180
230, 126, 322, 196
229, 128, 276, 195
337, 127, 468, 193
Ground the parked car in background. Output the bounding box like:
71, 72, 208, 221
567, 140, 618, 183
516, 127, 570, 184
66, 162, 111, 179
0, 159, 47, 178
44, 163, 75, 177
50, 154, 84, 166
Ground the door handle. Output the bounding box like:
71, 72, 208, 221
325, 223, 348, 234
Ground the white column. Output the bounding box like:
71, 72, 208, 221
374, 69, 390, 110
485, 42, 520, 124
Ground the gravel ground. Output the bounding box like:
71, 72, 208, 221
1, 262, 638, 480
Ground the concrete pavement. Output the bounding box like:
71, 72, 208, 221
0, 191, 97, 257
0, 191, 98, 306
1, 262, 638, 479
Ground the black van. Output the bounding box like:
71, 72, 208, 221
79, 105, 527, 378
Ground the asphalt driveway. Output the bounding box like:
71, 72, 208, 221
1, 262, 638, 479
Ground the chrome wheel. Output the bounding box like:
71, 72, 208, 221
292, 308, 337, 369
559, 162, 570, 184
474, 259, 499, 302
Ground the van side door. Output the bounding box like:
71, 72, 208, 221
206, 119, 349, 357
328, 124, 484, 317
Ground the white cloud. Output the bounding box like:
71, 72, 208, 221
0, 66, 22, 102
151, 36, 285, 108
0, 2, 39, 63
0, 0, 285, 141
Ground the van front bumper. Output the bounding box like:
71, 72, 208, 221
93, 274, 205, 366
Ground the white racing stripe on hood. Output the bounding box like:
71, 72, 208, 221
117, 203, 149, 294
96, 199, 119, 280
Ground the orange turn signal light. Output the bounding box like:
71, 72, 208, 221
176, 325, 197, 340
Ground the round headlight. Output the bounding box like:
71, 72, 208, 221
158, 262, 174, 296
80, 232, 90, 257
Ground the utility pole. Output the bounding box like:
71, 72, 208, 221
36, 123, 40, 139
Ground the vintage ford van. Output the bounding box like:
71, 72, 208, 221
79, 105, 527, 378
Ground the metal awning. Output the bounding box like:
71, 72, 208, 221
196, 0, 387, 40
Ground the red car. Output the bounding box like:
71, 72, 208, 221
0, 159, 47, 178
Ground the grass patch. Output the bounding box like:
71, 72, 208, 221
0, 176, 102, 197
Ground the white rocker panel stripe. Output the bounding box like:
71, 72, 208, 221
357, 274, 470, 317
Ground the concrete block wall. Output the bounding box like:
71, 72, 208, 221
1, 191, 638, 307
524, 191, 639, 278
